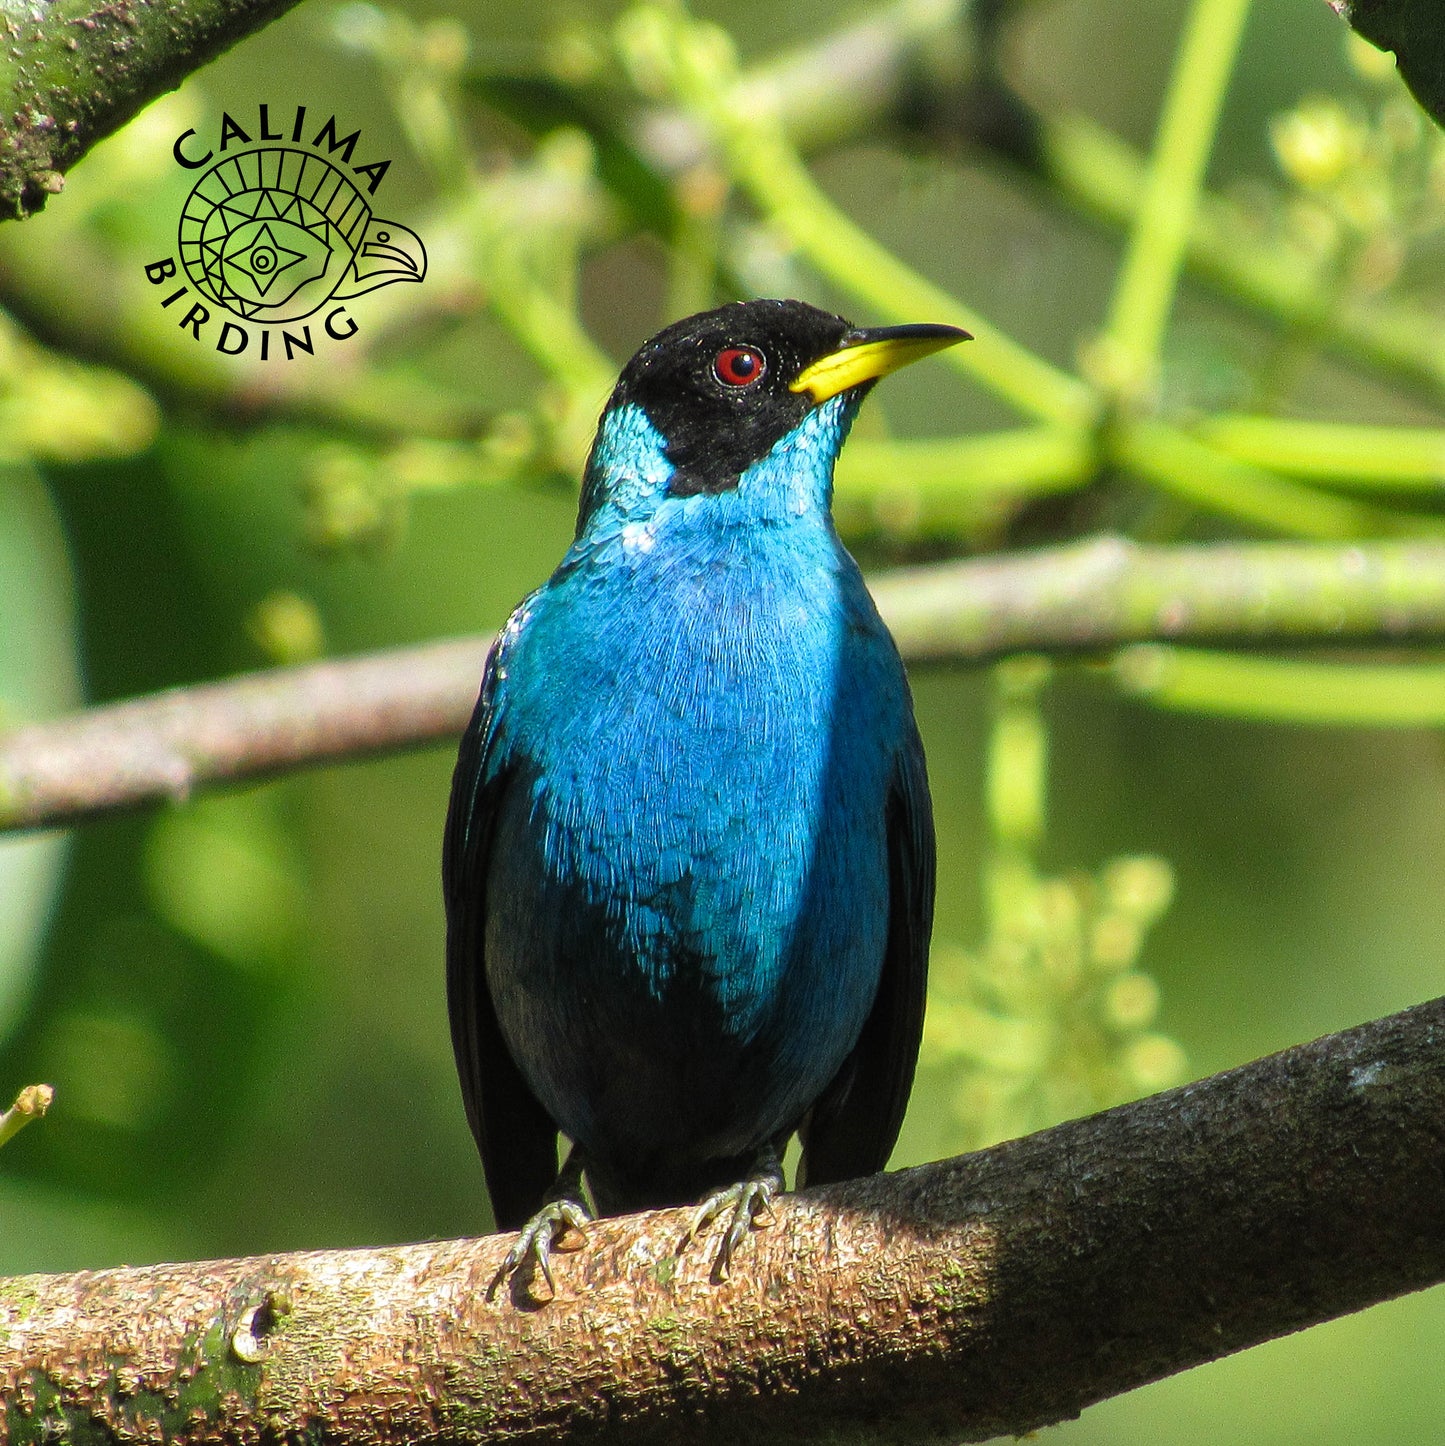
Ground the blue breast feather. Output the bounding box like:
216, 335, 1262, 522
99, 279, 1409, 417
476, 400, 915, 1181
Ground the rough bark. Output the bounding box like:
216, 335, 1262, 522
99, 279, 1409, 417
3, 996, 1444, 1444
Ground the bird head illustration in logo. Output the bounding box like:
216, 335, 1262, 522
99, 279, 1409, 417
177, 147, 425, 325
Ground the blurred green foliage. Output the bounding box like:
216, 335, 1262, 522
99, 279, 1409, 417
921, 659, 1185, 1150
1, 0, 1445, 1441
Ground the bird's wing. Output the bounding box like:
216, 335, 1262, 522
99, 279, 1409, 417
443, 620, 559, 1230
798, 730, 935, 1187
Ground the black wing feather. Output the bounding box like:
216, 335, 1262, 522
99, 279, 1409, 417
443, 628, 559, 1230
798, 729, 935, 1187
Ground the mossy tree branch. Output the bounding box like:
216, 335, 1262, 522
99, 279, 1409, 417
3, 996, 1444, 1443
0, 0, 305, 221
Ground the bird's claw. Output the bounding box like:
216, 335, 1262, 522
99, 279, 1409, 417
489, 1198, 591, 1301
682, 1172, 780, 1280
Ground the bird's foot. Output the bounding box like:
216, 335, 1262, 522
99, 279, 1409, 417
681, 1156, 784, 1280
489, 1196, 592, 1302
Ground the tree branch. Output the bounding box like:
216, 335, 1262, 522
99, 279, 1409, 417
2, 996, 1443, 1443
5, 537, 1445, 834
0, 636, 488, 832
867, 534, 1445, 660
0, 0, 305, 221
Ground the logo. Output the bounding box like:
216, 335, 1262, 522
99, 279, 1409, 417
144, 106, 427, 361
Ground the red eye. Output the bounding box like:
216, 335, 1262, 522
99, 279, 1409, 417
714, 346, 765, 386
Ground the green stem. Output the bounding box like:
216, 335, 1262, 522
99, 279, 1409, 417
485, 261, 614, 470
463, 166, 618, 467
1101, 0, 1254, 394
1115, 646, 1445, 725
1200, 415, 1445, 487
648, 6, 1094, 429
731, 119, 1094, 427
664, 169, 728, 321
1118, 419, 1445, 539
836, 426, 1093, 498
984, 658, 1051, 933
987, 659, 1051, 851
486, 238, 614, 402
1044, 110, 1445, 400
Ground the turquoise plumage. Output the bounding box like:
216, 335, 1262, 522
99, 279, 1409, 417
444, 299, 964, 1283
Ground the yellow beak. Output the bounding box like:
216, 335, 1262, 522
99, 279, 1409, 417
790, 322, 971, 403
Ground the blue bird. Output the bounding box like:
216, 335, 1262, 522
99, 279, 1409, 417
444, 298, 967, 1287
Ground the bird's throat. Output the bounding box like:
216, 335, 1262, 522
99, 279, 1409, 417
578, 399, 853, 542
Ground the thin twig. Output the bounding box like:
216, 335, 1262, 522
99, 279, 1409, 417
0, 1085, 54, 1150
1099, 0, 1253, 393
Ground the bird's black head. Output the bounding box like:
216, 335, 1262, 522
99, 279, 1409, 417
607, 299, 850, 497
600, 299, 969, 498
